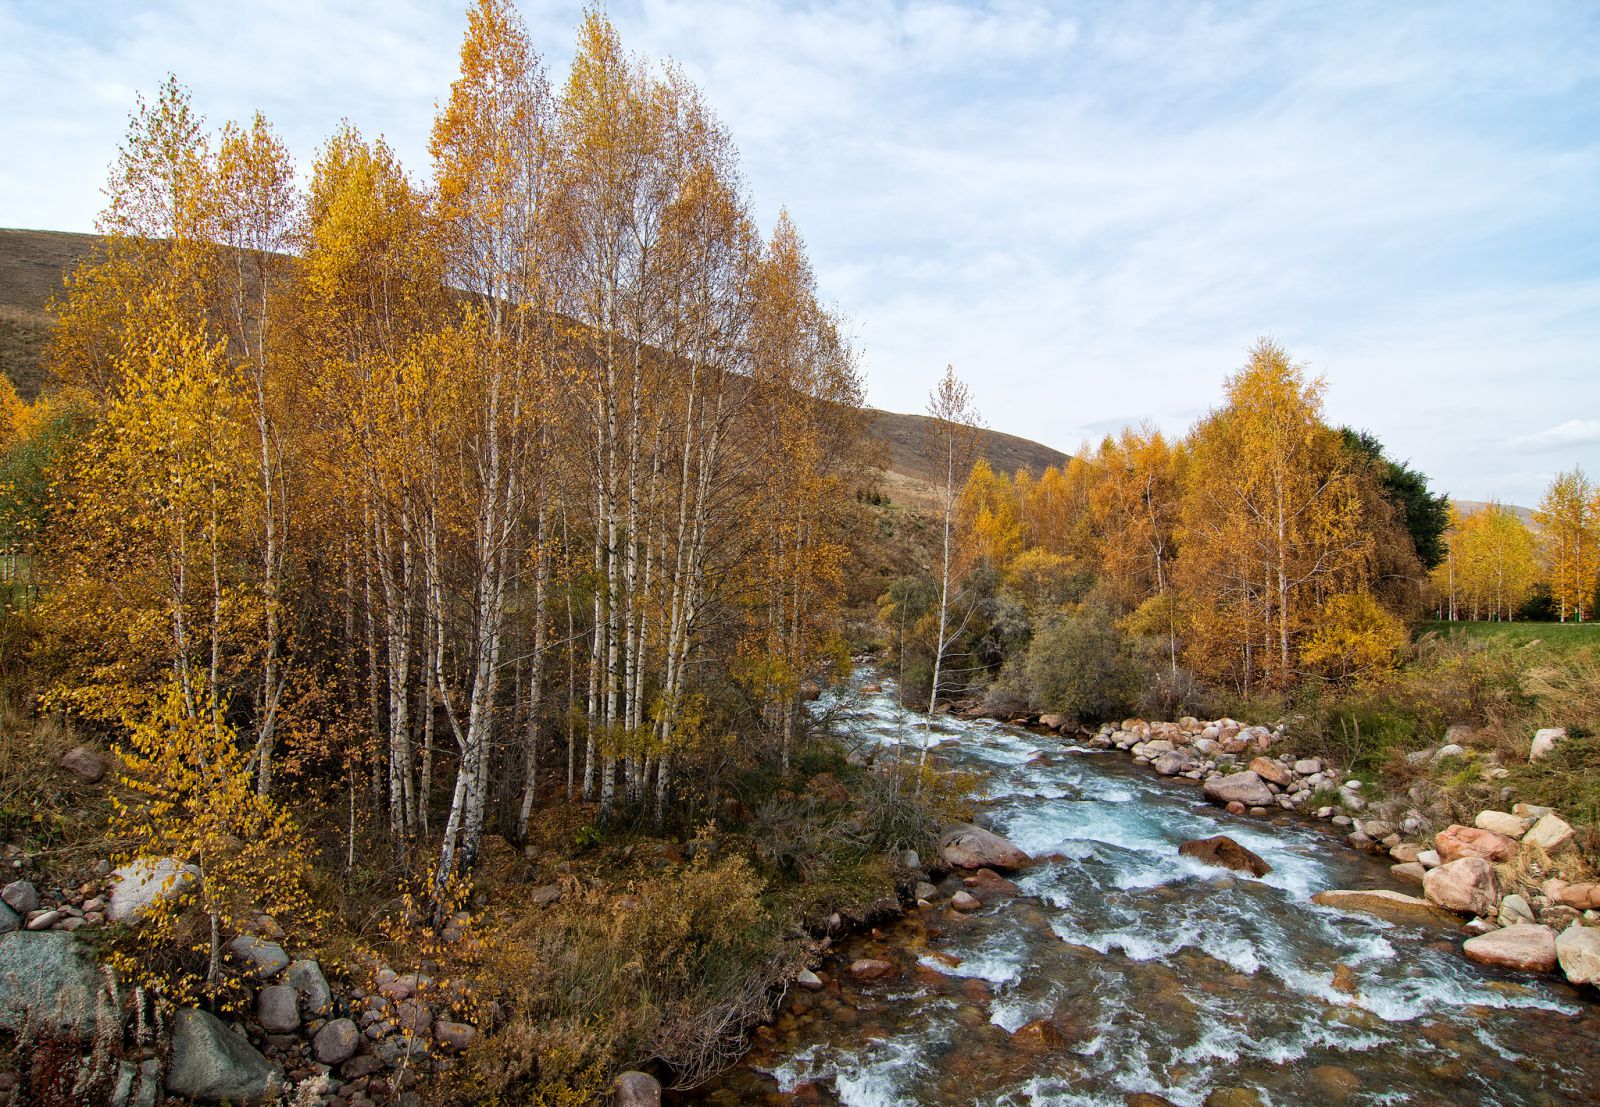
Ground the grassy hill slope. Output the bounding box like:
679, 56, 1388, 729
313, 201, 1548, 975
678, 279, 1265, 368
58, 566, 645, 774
0, 227, 1069, 499
0, 228, 100, 401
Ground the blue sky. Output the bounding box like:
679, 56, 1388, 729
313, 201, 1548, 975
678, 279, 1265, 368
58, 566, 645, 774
2, 0, 1596, 505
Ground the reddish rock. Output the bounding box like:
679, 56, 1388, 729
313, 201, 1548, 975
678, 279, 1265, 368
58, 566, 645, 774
964, 868, 1021, 895
1462, 923, 1558, 973
1225, 801, 1246, 815
1178, 836, 1271, 878
1009, 1018, 1070, 1053
939, 824, 1031, 871
1312, 889, 1460, 927
1390, 861, 1426, 887
58, 746, 107, 784
1556, 883, 1600, 910
1435, 824, 1519, 864
1247, 757, 1292, 787
849, 958, 896, 981
1556, 923, 1600, 985
1423, 857, 1498, 917
950, 891, 982, 912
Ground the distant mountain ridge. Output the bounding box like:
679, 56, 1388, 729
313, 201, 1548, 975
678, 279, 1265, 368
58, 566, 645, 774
1451, 499, 1537, 528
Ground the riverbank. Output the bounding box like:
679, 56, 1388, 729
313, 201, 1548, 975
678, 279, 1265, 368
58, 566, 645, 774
986, 706, 1600, 995
0, 678, 966, 1106
696, 674, 1600, 1106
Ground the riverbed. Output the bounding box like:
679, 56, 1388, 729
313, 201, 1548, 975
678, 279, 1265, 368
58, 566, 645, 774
690, 673, 1600, 1106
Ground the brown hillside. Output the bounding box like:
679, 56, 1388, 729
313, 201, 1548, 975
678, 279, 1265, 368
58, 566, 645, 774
0, 227, 1067, 500
0, 228, 101, 401
867, 410, 1068, 508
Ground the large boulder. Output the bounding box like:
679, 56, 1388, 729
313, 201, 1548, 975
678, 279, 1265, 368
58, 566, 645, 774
1423, 857, 1498, 917
1556, 883, 1600, 910
1434, 825, 1518, 864
615, 1071, 662, 1107
0, 931, 103, 1034
1523, 813, 1575, 854
1462, 923, 1558, 973
1556, 923, 1600, 986
166, 1007, 282, 1104
1179, 836, 1271, 878
938, 824, 1030, 871
107, 858, 200, 924
1151, 751, 1192, 776
1202, 771, 1274, 809
1310, 889, 1459, 927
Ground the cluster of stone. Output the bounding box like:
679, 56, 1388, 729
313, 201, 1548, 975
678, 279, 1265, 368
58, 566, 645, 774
1319, 803, 1598, 990
0, 856, 482, 1106
1076, 716, 1359, 818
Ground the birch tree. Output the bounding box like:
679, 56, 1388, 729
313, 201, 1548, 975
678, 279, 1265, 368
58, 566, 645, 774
923, 365, 981, 731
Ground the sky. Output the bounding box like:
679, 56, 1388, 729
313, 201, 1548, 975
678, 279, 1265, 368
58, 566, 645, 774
2, 1, 1596, 506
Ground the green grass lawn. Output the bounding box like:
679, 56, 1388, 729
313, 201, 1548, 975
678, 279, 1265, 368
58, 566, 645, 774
1423, 619, 1600, 651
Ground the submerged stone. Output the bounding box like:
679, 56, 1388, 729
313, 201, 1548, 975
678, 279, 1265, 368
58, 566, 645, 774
1178, 836, 1271, 878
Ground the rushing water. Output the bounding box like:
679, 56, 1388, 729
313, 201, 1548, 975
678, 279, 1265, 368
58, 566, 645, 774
689, 672, 1600, 1107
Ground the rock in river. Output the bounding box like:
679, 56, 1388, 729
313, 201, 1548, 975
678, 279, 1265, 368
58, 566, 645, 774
1311, 889, 1459, 927
1179, 836, 1271, 878
1462, 923, 1558, 973
939, 823, 1031, 871
850, 958, 896, 981
1202, 771, 1274, 809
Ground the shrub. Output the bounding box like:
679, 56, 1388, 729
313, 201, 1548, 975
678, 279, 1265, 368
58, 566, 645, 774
1024, 606, 1134, 722
456, 842, 789, 1099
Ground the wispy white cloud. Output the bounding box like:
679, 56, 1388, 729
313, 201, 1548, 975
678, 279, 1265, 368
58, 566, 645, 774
1, 0, 1596, 505
1510, 420, 1600, 451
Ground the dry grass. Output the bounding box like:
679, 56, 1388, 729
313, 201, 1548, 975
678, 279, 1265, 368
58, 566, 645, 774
1494, 840, 1595, 903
